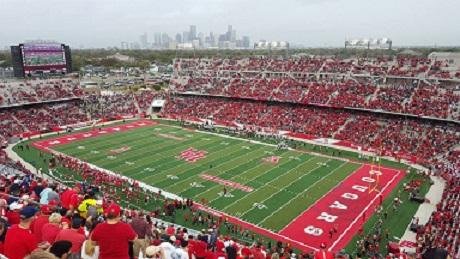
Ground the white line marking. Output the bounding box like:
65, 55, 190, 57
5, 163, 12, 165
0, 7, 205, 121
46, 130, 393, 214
167, 145, 266, 190
329, 170, 401, 251
258, 161, 348, 225
221, 156, 317, 211
239, 159, 332, 218
279, 164, 365, 233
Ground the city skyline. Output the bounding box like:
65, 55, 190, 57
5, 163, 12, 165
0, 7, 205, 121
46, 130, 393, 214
0, 0, 459, 49
123, 24, 252, 50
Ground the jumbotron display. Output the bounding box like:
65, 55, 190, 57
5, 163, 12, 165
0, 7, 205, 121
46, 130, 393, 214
10, 41, 72, 77
22, 43, 66, 67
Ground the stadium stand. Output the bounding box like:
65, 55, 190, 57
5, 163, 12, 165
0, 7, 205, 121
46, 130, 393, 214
161, 95, 459, 169
0, 53, 459, 258
134, 89, 166, 113
83, 93, 138, 120
171, 57, 460, 120
0, 79, 83, 107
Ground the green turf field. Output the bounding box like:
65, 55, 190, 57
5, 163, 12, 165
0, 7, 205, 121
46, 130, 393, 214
52, 123, 360, 231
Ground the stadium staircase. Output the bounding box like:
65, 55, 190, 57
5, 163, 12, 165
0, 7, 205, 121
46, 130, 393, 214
425, 59, 437, 77
300, 87, 310, 102
131, 92, 142, 114
324, 89, 334, 105
366, 83, 382, 104
404, 80, 422, 107
332, 117, 354, 138
11, 115, 27, 132
317, 61, 327, 74
271, 80, 286, 99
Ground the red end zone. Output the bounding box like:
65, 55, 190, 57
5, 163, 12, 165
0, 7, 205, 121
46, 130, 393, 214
32, 120, 156, 151
279, 164, 405, 252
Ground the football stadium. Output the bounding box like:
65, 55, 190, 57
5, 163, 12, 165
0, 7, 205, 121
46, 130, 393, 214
0, 2, 459, 259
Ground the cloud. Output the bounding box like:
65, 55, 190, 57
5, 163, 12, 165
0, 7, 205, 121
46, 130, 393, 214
0, 0, 459, 48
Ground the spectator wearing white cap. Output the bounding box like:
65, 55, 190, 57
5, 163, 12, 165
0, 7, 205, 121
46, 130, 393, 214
140, 245, 164, 259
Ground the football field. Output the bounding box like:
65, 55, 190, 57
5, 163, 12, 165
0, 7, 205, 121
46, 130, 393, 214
32, 120, 405, 251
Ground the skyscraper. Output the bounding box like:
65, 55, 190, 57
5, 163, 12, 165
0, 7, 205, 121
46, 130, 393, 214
242, 36, 250, 48
230, 30, 237, 42
161, 33, 170, 48
120, 42, 129, 50
190, 25, 197, 41
175, 33, 182, 44
183, 31, 190, 43
227, 25, 233, 41
139, 33, 148, 49
154, 33, 162, 48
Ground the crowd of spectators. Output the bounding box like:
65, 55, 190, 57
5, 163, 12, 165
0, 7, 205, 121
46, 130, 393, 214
175, 56, 460, 79
134, 90, 166, 113
0, 79, 83, 107
0, 58, 458, 258
83, 93, 137, 119
162, 96, 350, 138
0, 87, 166, 147
414, 173, 460, 259
404, 83, 459, 119
0, 102, 88, 145
171, 57, 460, 120
0, 145, 345, 259
83, 89, 164, 119
162, 95, 460, 170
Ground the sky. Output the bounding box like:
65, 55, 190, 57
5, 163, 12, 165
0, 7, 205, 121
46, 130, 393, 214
0, 0, 459, 48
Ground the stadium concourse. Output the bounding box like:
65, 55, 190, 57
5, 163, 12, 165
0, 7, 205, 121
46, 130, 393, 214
0, 55, 457, 259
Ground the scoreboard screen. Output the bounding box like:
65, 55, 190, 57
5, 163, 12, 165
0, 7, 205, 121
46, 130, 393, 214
21, 43, 67, 72
11, 42, 72, 77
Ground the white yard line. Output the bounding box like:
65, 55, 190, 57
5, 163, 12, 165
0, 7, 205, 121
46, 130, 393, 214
278, 163, 365, 232
142, 142, 247, 183
258, 161, 349, 226
205, 154, 306, 204
194, 202, 320, 252
120, 138, 226, 179
221, 155, 318, 211
199, 162, 268, 202
240, 159, 335, 219
329, 171, 401, 251
166, 145, 266, 189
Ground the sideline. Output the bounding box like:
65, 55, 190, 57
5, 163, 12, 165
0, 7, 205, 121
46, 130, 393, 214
398, 175, 446, 252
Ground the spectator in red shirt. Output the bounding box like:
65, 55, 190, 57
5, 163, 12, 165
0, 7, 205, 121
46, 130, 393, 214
4, 206, 40, 259
91, 203, 137, 259
55, 217, 86, 256
166, 224, 176, 236
41, 212, 62, 243
6, 202, 22, 225
0, 218, 7, 254
251, 243, 266, 259
314, 243, 335, 259
31, 203, 55, 241
60, 185, 81, 212
193, 235, 208, 259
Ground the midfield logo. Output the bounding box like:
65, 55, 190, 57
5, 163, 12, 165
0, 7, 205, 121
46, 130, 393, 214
262, 156, 280, 165
178, 147, 207, 163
